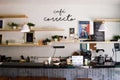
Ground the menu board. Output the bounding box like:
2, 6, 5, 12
94, 22, 105, 41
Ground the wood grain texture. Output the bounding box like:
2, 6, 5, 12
0, 76, 11, 80
0, 68, 120, 80
76, 78, 92, 80
0, 14, 28, 18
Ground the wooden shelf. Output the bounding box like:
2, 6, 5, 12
31, 28, 64, 31
0, 28, 64, 32
0, 41, 119, 47
0, 14, 28, 18
0, 28, 20, 31
52, 40, 120, 44
94, 18, 120, 22
0, 43, 50, 47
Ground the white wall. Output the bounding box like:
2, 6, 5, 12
105, 22, 120, 40
0, 2, 120, 62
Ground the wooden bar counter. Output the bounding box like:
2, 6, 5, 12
0, 62, 120, 80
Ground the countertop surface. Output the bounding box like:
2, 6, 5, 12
0, 62, 75, 68
0, 62, 119, 68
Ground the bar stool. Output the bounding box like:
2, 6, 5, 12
0, 76, 11, 80
76, 78, 92, 80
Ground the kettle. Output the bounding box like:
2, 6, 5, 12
97, 55, 105, 65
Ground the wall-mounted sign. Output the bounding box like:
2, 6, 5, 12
43, 9, 76, 22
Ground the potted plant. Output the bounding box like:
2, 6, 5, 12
27, 22, 35, 29
42, 38, 51, 45
7, 22, 19, 29
52, 35, 59, 41
113, 35, 120, 41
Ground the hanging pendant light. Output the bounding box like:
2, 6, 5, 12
98, 22, 107, 31
20, 24, 30, 32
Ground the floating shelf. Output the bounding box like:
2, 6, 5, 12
0, 41, 119, 47
94, 18, 120, 22
52, 40, 120, 44
31, 28, 64, 31
0, 28, 20, 31
0, 43, 50, 47
0, 14, 28, 18
0, 28, 64, 32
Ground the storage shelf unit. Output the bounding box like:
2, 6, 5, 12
0, 14, 28, 18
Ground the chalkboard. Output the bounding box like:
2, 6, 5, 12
26, 32, 34, 43
94, 22, 105, 41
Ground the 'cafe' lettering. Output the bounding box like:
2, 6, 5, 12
43, 9, 76, 22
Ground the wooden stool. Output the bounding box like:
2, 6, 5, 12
0, 76, 11, 80
76, 78, 92, 80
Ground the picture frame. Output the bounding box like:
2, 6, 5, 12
25, 32, 34, 43
69, 28, 75, 39
0, 20, 3, 29
0, 34, 2, 44
78, 21, 90, 39
69, 28, 75, 34
80, 43, 88, 51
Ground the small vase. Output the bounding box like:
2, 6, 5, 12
13, 26, 17, 29
30, 26, 34, 29
54, 38, 58, 42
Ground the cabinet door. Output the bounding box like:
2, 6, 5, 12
94, 22, 105, 41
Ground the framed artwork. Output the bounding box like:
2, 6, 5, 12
0, 34, 2, 44
94, 21, 105, 41
69, 28, 75, 34
69, 28, 75, 39
0, 20, 3, 28
25, 32, 34, 43
78, 21, 90, 38
80, 43, 88, 52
